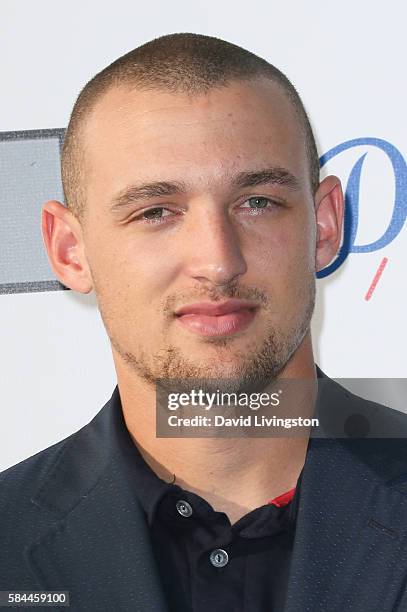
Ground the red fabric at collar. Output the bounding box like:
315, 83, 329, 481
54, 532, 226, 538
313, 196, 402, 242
267, 486, 296, 507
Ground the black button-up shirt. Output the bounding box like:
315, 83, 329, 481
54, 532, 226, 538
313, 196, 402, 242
130, 441, 303, 612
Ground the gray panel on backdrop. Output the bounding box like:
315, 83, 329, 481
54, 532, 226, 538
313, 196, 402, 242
0, 129, 68, 294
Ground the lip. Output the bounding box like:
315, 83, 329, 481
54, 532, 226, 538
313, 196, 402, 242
174, 299, 259, 337
175, 299, 259, 317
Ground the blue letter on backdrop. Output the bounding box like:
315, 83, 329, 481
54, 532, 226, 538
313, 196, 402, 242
317, 137, 407, 278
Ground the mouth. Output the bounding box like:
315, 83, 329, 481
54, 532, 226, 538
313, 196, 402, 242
174, 300, 259, 337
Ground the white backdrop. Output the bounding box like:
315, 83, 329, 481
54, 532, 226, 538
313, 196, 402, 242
1, 0, 406, 471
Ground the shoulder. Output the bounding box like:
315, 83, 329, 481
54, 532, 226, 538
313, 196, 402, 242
315, 370, 407, 482
0, 431, 77, 517
0, 389, 120, 587
316, 367, 407, 435
318, 375, 407, 426
0, 431, 81, 587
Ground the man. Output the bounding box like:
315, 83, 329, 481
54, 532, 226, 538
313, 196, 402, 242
1, 32, 407, 612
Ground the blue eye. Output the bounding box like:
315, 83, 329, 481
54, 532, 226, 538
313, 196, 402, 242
240, 196, 278, 211
246, 197, 270, 209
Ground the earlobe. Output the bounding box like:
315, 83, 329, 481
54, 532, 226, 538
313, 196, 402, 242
41, 200, 93, 293
314, 176, 344, 273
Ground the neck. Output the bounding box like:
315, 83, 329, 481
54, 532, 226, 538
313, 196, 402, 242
115, 334, 317, 524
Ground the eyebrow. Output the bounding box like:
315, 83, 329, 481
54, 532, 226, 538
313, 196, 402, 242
232, 168, 300, 191
108, 167, 300, 213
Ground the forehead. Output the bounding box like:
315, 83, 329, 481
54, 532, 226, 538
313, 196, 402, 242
82, 78, 308, 198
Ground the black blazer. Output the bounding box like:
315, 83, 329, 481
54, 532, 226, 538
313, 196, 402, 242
1, 368, 407, 611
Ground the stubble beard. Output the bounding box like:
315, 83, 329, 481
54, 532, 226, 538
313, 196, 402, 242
107, 278, 316, 396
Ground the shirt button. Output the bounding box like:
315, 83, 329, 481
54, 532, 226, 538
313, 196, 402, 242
209, 548, 229, 568
176, 499, 193, 517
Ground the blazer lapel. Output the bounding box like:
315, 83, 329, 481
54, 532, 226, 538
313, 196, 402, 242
25, 387, 169, 612
285, 373, 407, 612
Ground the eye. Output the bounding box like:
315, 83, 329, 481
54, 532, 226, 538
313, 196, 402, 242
239, 196, 280, 213
133, 207, 174, 223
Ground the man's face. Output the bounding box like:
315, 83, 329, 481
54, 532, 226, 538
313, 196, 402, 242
80, 78, 317, 390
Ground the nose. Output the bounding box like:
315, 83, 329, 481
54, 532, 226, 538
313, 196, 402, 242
182, 205, 248, 286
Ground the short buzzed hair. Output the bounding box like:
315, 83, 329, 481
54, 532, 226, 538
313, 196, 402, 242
61, 32, 320, 223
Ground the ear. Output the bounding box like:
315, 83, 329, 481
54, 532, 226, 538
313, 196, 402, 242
314, 175, 344, 272
41, 200, 93, 293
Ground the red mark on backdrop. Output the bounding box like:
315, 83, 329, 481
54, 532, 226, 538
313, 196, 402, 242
365, 257, 389, 301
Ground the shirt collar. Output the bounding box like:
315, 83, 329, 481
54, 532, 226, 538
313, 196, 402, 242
125, 430, 303, 530
124, 438, 175, 525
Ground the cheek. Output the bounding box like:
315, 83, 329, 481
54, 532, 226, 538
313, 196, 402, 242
88, 234, 175, 321
252, 217, 316, 281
